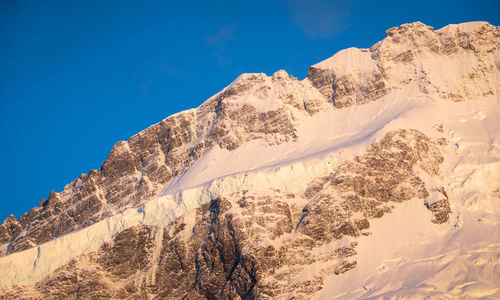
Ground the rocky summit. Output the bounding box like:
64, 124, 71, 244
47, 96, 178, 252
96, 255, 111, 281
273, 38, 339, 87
1, 21, 499, 299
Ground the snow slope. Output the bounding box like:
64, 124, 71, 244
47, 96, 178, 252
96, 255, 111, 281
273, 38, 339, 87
1, 83, 498, 294
165, 82, 430, 193
316, 96, 500, 299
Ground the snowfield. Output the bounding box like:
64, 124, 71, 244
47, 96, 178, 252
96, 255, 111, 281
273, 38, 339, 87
2, 87, 498, 298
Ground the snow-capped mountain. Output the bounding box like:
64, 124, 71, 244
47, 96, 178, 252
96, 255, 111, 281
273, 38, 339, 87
0, 21, 499, 299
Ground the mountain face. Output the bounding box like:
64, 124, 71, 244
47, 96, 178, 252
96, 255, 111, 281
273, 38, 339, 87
0, 21, 499, 299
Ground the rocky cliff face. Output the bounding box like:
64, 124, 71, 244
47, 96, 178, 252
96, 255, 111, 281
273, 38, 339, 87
0, 71, 326, 256
1, 21, 499, 299
3, 21, 498, 257
1, 129, 450, 299
308, 21, 500, 108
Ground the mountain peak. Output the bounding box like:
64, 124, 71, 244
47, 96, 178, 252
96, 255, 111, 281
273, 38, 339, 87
307, 20, 499, 108
437, 20, 493, 34
385, 21, 435, 36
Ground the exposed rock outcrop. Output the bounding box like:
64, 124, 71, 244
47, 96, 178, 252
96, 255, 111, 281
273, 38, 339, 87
308, 21, 500, 108
0, 129, 449, 299
1, 71, 327, 257
4, 21, 496, 257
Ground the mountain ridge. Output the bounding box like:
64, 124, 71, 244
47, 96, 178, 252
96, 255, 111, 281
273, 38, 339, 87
0, 20, 499, 299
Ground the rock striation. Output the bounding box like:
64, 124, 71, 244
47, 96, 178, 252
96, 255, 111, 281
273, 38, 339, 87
1, 129, 449, 299
4, 21, 498, 257
308, 21, 500, 107
0, 72, 326, 256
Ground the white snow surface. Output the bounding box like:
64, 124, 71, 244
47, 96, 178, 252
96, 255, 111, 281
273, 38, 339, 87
165, 82, 430, 193
312, 47, 377, 76
312, 97, 500, 299
437, 21, 491, 34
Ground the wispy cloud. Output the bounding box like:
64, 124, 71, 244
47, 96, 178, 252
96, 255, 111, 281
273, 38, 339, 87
204, 24, 237, 68
286, 0, 352, 39
204, 24, 237, 47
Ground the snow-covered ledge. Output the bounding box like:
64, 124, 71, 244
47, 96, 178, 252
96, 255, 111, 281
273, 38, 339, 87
0, 153, 340, 288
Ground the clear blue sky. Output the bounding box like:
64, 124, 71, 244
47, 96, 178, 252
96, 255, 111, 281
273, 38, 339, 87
1, 0, 498, 221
